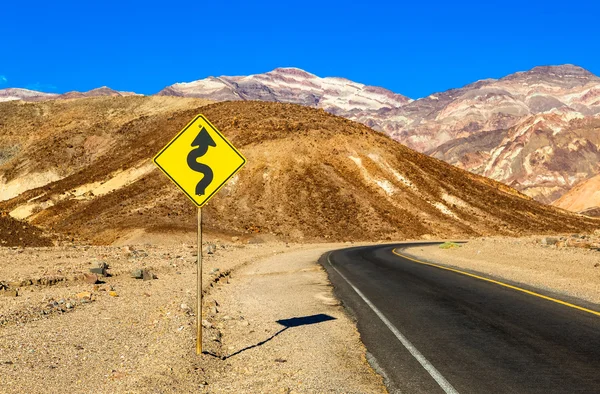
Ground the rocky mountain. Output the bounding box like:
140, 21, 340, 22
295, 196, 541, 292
159, 65, 600, 206
0, 97, 596, 245
157, 67, 412, 115
56, 86, 139, 99
4, 65, 599, 209
364, 65, 600, 152
430, 111, 600, 203
0, 88, 58, 102
0, 86, 138, 102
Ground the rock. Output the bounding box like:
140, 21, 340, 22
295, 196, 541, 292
131, 269, 143, 279
65, 303, 73, 309
4, 289, 18, 297
128, 249, 148, 259
206, 243, 217, 255
180, 303, 191, 312
76, 291, 92, 300
142, 270, 155, 281
109, 291, 119, 297
210, 306, 218, 314
90, 261, 108, 276
210, 268, 220, 275
231, 236, 239, 242
83, 273, 99, 284
541, 237, 559, 246
201, 319, 213, 329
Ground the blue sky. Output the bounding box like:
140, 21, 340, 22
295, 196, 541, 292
2, 0, 599, 99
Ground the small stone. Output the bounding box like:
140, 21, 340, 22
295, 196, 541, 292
83, 273, 99, 284
240, 320, 250, 327
76, 291, 92, 300
4, 289, 18, 297
142, 270, 154, 281
131, 269, 144, 279
180, 303, 191, 312
210, 306, 218, 314
201, 320, 213, 329
541, 237, 559, 246
206, 243, 217, 255
210, 268, 220, 275
200, 381, 208, 386
231, 236, 239, 242
65, 303, 73, 309
90, 261, 108, 276
109, 291, 119, 297
274, 358, 287, 363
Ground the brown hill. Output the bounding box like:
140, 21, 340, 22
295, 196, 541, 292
554, 173, 600, 215
0, 97, 597, 244
0, 214, 53, 247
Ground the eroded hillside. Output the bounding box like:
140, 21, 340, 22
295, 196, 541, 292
0, 97, 597, 244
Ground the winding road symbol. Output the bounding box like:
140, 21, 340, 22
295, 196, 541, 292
153, 114, 246, 208
187, 127, 216, 196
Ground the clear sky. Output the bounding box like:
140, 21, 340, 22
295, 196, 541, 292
2, 0, 599, 99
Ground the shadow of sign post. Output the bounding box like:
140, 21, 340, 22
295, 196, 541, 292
276, 314, 336, 328
209, 314, 336, 360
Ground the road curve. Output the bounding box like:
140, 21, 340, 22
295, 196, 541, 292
321, 244, 600, 394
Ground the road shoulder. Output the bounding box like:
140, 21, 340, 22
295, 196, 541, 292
199, 245, 387, 393
403, 236, 600, 307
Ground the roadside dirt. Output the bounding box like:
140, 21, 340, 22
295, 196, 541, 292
0, 241, 385, 393
199, 245, 385, 393
404, 236, 600, 306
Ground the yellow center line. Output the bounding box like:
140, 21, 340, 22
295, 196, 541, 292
392, 248, 600, 318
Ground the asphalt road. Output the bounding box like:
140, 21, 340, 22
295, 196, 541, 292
321, 244, 600, 394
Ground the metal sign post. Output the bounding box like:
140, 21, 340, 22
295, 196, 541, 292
196, 208, 202, 355
153, 114, 246, 356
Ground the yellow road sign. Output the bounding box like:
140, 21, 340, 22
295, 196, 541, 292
153, 114, 246, 207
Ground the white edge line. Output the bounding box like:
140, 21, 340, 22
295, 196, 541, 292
327, 253, 459, 394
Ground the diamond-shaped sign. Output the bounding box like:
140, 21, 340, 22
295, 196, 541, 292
153, 115, 246, 207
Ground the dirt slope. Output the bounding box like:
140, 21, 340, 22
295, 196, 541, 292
0, 215, 53, 247
554, 173, 600, 216
0, 98, 598, 244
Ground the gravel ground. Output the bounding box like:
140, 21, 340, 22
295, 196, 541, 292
404, 236, 600, 306
0, 241, 385, 393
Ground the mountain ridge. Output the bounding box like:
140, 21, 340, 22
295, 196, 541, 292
4, 64, 600, 210
1, 97, 597, 244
